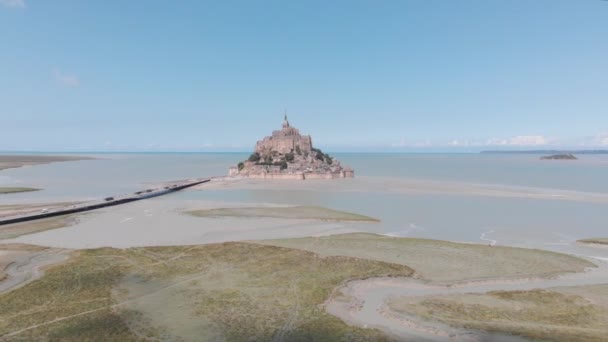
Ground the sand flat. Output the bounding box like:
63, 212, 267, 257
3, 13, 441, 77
187, 205, 379, 222
204, 176, 608, 204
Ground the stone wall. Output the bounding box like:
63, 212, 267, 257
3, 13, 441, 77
243, 170, 354, 180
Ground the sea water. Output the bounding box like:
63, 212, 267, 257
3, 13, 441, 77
1, 153, 607, 258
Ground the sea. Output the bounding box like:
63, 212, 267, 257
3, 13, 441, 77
1, 152, 607, 259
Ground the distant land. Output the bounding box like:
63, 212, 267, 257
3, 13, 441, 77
480, 150, 608, 154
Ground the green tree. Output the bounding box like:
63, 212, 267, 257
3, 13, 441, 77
295, 145, 302, 155
285, 153, 295, 162
248, 152, 260, 162
238, 162, 245, 171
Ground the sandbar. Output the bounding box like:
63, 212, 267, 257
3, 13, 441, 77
187, 205, 379, 222
0, 155, 92, 172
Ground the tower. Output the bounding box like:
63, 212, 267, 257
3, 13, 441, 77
282, 112, 290, 128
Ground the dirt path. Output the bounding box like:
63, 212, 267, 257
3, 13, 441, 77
325, 259, 608, 342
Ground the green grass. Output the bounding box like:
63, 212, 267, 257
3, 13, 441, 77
187, 206, 380, 222
387, 286, 608, 342
0, 187, 39, 194
0, 242, 412, 341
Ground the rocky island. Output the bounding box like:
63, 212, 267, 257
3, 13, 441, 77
540, 153, 577, 160
229, 115, 354, 179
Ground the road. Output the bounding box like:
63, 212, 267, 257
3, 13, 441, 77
0, 178, 210, 226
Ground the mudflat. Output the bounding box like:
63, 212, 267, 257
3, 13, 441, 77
0, 155, 91, 172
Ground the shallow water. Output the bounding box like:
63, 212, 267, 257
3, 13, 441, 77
1, 153, 608, 260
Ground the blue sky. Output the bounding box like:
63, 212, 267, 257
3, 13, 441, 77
1, 0, 607, 152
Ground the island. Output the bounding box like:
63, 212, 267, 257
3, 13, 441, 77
228, 115, 354, 179
540, 153, 577, 160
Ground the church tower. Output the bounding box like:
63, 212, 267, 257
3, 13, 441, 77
282, 113, 290, 128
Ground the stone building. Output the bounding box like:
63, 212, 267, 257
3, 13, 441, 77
254, 115, 313, 155
228, 115, 354, 180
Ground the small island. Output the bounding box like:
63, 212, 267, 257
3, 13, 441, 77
540, 153, 577, 160
229, 115, 354, 180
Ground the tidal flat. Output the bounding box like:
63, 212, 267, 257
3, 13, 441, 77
0, 234, 599, 341
0, 241, 412, 341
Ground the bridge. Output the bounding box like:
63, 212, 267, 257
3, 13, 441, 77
0, 178, 210, 226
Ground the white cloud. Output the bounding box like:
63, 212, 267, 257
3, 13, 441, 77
53, 68, 80, 87
509, 135, 548, 145
391, 139, 432, 147
448, 139, 467, 146
0, 0, 25, 8
591, 133, 608, 146
583, 133, 608, 146
486, 135, 549, 146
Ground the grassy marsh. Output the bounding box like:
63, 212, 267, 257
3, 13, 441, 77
387, 285, 608, 342
187, 206, 380, 222
0, 242, 412, 341
256, 233, 594, 282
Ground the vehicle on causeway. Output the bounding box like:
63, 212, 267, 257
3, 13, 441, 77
0, 179, 210, 226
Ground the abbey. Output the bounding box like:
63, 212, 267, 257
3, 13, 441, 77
255, 116, 313, 155
229, 115, 354, 180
